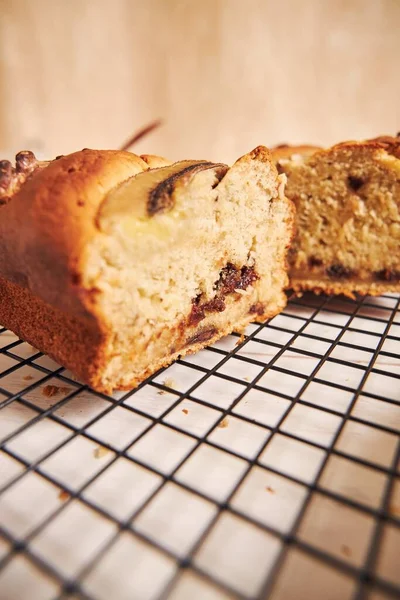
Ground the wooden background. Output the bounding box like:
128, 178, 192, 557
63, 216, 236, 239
0, 0, 399, 164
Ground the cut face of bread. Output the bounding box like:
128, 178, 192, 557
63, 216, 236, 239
273, 136, 400, 297
0, 146, 294, 393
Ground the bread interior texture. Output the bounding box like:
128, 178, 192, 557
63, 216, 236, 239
84, 153, 292, 389
278, 144, 400, 295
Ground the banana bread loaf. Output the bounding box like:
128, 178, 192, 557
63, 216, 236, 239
272, 135, 400, 297
0, 147, 294, 393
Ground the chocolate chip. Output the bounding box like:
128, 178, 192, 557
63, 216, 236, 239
347, 175, 364, 192
186, 327, 218, 346
326, 264, 353, 279
217, 263, 258, 294
249, 303, 264, 316
276, 163, 285, 175
374, 269, 400, 282
187, 263, 258, 327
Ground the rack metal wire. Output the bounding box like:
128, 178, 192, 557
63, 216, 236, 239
0, 292, 399, 600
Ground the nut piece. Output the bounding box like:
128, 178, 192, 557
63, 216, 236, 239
0, 150, 49, 205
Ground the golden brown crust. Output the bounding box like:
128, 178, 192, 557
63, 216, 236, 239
140, 154, 172, 168
0, 149, 150, 319
0, 275, 281, 394
0, 276, 108, 390
290, 278, 400, 300
272, 134, 400, 162
271, 144, 322, 161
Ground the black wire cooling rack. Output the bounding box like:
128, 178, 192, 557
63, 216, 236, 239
0, 292, 399, 600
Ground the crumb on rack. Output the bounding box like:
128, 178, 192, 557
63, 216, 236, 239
389, 503, 400, 517
42, 384, 70, 397
94, 446, 111, 459
163, 377, 176, 389
182, 408, 189, 415
244, 376, 250, 382
157, 390, 166, 395
218, 417, 229, 429
235, 334, 246, 346
58, 489, 70, 502
340, 544, 352, 557
42, 384, 61, 397
265, 486, 275, 494
23, 374, 33, 381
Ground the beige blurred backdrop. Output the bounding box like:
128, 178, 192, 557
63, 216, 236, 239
0, 0, 399, 164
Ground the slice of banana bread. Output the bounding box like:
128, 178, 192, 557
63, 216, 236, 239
0, 146, 294, 393
272, 135, 400, 297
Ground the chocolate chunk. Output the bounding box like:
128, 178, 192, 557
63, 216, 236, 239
326, 264, 353, 279
374, 269, 400, 282
309, 256, 323, 267
249, 302, 264, 316
276, 163, 285, 175
188, 297, 206, 327
204, 297, 226, 313
347, 175, 364, 192
187, 263, 258, 327
217, 263, 258, 294
188, 295, 226, 327
238, 266, 258, 289
186, 327, 218, 346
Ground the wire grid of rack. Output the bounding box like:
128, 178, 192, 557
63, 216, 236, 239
0, 292, 399, 600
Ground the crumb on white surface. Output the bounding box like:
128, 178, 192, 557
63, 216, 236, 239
94, 446, 111, 459
163, 377, 176, 389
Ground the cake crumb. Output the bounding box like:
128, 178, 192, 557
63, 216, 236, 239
341, 544, 352, 557
58, 489, 70, 502
389, 503, 400, 517
94, 446, 111, 459
218, 417, 229, 429
42, 384, 70, 397
182, 408, 189, 415
157, 390, 166, 395
42, 384, 60, 397
235, 334, 246, 346
244, 376, 250, 382
265, 486, 275, 494
163, 377, 176, 389
23, 375, 33, 381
